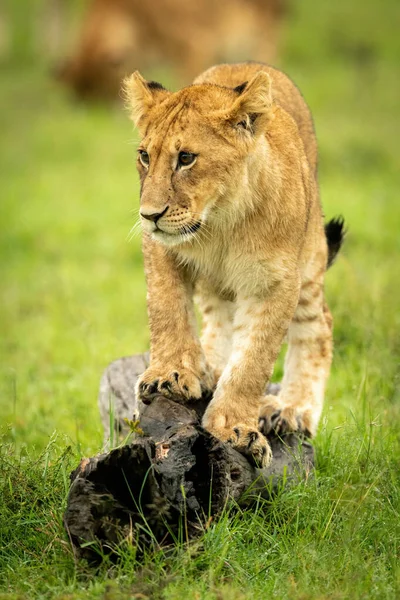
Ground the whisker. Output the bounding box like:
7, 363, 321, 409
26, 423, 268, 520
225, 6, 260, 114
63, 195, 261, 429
127, 220, 142, 242
184, 219, 213, 244
190, 225, 212, 252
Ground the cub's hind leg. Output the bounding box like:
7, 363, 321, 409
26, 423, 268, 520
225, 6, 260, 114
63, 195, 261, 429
259, 275, 333, 438
195, 281, 235, 388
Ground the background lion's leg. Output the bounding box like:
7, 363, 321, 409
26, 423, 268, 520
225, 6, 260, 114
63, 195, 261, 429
195, 284, 235, 387
259, 276, 333, 437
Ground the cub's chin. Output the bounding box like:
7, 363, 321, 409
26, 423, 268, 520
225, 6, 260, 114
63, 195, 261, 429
151, 230, 186, 247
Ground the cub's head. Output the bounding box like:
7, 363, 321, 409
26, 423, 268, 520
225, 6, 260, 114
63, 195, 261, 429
125, 71, 272, 246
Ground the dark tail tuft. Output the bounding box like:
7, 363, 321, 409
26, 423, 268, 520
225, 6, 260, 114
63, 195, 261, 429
325, 216, 346, 268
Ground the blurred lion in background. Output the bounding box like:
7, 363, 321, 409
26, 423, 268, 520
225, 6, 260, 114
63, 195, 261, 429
57, 0, 286, 100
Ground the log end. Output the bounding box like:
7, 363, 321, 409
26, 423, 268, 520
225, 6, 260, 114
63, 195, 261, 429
65, 355, 315, 560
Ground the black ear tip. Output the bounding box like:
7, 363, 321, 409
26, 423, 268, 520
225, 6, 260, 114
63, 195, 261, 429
147, 80, 166, 91
233, 81, 248, 95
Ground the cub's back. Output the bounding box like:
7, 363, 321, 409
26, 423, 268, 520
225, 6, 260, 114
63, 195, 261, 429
194, 62, 318, 177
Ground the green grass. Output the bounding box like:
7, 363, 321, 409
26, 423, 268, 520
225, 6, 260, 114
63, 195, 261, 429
1, 0, 400, 597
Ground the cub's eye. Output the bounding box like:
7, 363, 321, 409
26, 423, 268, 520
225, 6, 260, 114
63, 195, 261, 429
138, 150, 150, 168
178, 151, 196, 168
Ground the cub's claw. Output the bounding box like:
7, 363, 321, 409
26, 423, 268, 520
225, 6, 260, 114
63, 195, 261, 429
228, 425, 272, 467
258, 402, 313, 438
136, 366, 204, 406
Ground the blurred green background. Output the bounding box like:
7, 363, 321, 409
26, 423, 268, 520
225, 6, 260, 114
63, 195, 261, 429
0, 1, 399, 597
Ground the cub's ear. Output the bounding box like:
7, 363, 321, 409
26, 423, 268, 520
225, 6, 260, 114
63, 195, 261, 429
123, 71, 169, 129
226, 71, 273, 134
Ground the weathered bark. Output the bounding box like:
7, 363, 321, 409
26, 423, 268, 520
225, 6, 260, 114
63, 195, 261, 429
64, 354, 314, 560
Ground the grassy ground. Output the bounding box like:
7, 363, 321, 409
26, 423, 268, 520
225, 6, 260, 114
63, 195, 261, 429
1, 0, 400, 598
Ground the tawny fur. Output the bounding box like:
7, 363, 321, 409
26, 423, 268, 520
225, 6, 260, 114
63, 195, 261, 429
125, 62, 333, 467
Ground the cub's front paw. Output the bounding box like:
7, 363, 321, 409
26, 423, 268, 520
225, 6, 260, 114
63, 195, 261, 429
136, 364, 204, 405
203, 414, 272, 468
227, 425, 272, 468
258, 396, 313, 438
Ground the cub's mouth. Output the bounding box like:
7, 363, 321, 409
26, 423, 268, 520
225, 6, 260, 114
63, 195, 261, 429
151, 220, 202, 246
179, 221, 201, 235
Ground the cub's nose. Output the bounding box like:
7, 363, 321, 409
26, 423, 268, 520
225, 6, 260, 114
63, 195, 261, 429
140, 205, 169, 223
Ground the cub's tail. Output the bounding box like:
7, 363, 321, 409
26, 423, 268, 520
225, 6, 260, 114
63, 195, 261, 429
325, 216, 346, 268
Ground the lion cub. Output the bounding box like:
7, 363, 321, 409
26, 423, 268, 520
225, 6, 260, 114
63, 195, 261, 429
125, 62, 339, 467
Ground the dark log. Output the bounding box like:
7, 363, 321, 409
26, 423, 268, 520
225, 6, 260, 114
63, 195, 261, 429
64, 354, 314, 560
